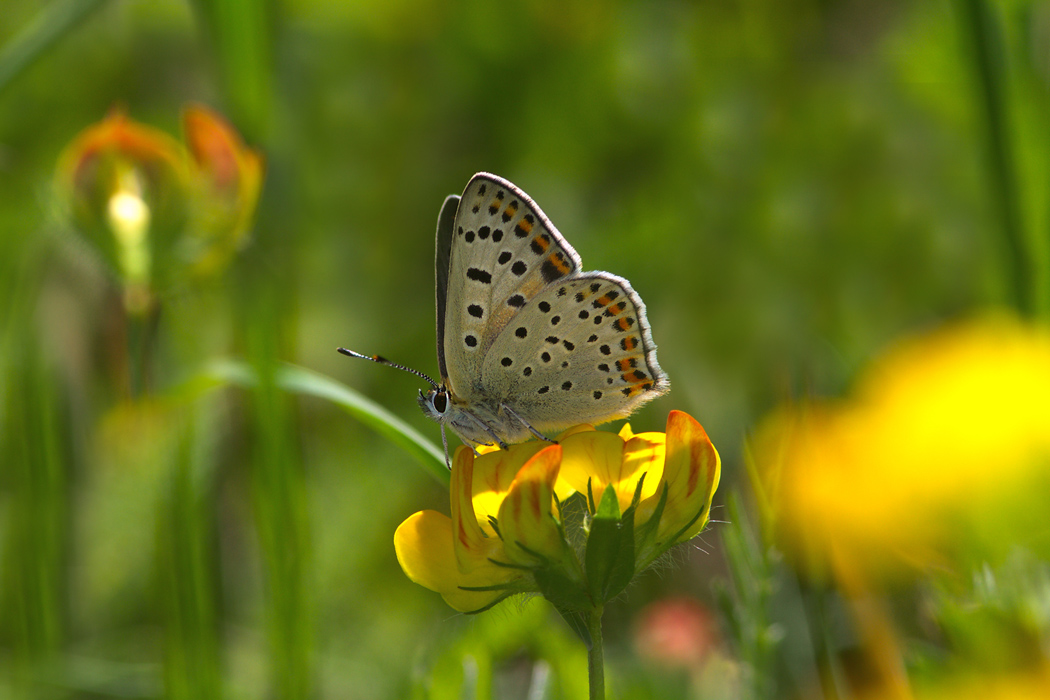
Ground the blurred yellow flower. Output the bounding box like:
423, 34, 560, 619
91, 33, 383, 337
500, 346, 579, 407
56, 107, 188, 311
913, 671, 1050, 700
182, 104, 264, 275
55, 105, 264, 309
755, 314, 1050, 583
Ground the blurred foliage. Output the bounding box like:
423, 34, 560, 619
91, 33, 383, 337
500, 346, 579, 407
2, 0, 1050, 698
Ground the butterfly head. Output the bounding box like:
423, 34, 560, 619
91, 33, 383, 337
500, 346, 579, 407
418, 386, 450, 422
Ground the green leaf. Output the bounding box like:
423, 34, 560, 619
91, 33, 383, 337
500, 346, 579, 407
185, 359, 449, 485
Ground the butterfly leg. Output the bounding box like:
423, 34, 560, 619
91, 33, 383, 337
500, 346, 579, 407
502, 404, 556, 443
440, 425, 451, 468
460, 412, 510, 450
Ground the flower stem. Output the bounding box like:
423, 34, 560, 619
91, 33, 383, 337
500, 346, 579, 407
957, 0, 1033, 315
588, 606, 605, 700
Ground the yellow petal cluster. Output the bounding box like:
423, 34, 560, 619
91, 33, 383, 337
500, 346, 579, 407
394, 443, 562, 613
394, 411, 721, 612
560, 411, 720, 552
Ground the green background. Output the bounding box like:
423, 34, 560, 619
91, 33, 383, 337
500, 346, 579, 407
2, 0, 1047, 698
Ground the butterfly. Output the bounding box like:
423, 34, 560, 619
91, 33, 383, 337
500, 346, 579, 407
341, 173, 669, 462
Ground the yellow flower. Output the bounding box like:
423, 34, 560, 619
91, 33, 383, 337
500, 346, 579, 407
394, 443, 563, 613
755, 314, 1050, 583
395, 411, 721, 613
560, 410, 721, 568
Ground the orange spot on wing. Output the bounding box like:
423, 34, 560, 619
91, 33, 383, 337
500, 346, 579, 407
616, 318, 631, 331
548, 252, 571, 274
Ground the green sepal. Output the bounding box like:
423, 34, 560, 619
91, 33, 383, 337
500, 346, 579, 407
534, 564, 592, 613
455, 591, 516, 615
554, 605, 593, 649
585, 484, 636, 603
662, 503, 709, 549
586, 477, 597, 515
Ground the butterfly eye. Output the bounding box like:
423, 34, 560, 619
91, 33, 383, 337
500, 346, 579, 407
433, 391, 448, 414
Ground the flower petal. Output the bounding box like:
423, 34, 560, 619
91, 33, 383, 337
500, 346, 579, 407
450, 446, 508, 572
498, 445, 568, 565
181, 104, 264, 274
393, 510, 511, 613
560, 430, 636, 510
622, 433, 666, 503
469, 442, 552, 531
639, 411, 721, 545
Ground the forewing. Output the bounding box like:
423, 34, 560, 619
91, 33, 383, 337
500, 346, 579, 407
434, 194, 460, 380
480, 272, 669, 433
442, 173, 582, 396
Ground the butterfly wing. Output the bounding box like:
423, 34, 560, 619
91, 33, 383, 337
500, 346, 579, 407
442, 173, 582, 399
434, 193, 460, 380
480, 272, 669, 432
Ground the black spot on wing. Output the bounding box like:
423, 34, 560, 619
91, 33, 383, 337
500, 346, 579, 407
467, 268, 491, 284
540, 259, 563, 283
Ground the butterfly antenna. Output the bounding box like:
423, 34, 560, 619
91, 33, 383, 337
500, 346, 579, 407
337, 348, 439, 388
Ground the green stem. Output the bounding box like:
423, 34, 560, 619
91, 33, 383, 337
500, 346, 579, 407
125, 302, 159, 399
587, 606, 605, 700
958, 0, 1033, 315
799, 579, 842, 700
